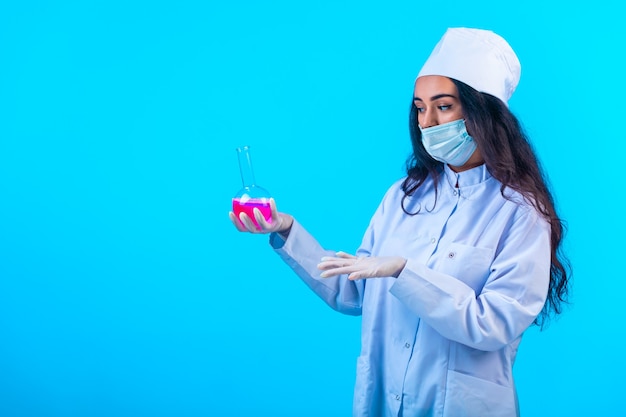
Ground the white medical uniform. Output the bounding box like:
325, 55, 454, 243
270, 163, 551, 417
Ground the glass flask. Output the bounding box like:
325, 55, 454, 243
232, 145, 272, 229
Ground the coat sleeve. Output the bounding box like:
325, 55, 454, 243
389, 206, 551, 351
269, 220, 366, 315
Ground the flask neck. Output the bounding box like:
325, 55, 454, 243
237, 146, 256, 187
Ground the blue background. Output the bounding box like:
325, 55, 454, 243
1, 1, 623, 416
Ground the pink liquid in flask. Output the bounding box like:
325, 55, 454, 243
233, 197, 272, 229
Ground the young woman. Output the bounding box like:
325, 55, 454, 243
229, 27, 570, 417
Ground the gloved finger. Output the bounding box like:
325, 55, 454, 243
318, 258, 359, 279
318, 256, 357, 269
335, 251, 357, 259
347, 270, 369, 281
239, 212, 261, 233
269, 198, 280, 221
319, 265, 361, 278
229, 211, 248, 232
254, 207, 273, 232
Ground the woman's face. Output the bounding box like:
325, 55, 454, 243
413, 75, 464, 127
413, 75, 484, 171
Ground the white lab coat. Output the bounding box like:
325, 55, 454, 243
271, 164, 551, 417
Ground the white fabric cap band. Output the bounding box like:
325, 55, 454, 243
417, 28, 521, 105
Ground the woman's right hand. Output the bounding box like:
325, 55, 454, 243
229, 197, 294, 235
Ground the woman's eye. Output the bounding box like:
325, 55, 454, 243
416, 107, 425, 113
438, 105, 451, 111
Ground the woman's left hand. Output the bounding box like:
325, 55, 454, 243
317, 251, 407, 280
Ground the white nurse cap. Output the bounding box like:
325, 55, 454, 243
417, 27, 521, 105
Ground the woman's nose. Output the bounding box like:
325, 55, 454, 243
421, 109, 438, 128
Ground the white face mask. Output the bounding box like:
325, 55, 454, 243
419, 119, 477, 166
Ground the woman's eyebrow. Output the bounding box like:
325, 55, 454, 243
413, 93, 457, 101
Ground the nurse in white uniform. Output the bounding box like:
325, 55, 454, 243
230, 27, 571, 417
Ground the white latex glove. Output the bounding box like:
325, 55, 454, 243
229, 198, 294, 235
317, 251, 407, 281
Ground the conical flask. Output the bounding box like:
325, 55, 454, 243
232, 145, 272, 229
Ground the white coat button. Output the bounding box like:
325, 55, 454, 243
405, 343, 411, 348
448, 252, 456, 259
430, 238, 436, 244
395, 394, 401, 401
453, 190, 458, 196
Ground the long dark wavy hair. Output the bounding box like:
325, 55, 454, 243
402, 78, 571, 328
